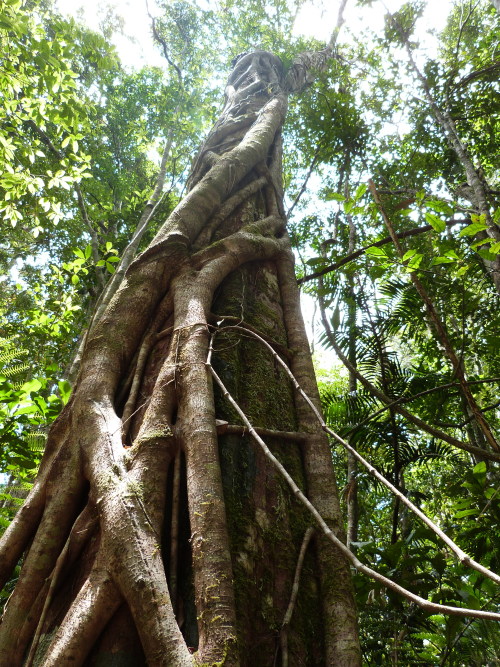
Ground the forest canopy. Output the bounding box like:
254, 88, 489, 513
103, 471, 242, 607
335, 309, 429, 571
1, 0, 500, 664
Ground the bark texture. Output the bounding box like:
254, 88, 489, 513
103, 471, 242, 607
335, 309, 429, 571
0, 51, 360, 666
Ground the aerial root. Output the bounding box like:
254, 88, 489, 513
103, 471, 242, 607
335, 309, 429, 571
25, 504, 98, 667
280, 526, 315, 667
40, 561, 121, 666
0, 444, 86, 666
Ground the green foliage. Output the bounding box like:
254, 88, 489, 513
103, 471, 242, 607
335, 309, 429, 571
295, 1, 500, 661
0, 334, 60, 529
0, 0, 93, 235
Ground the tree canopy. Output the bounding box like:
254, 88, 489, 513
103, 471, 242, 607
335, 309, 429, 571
1, 0, 500, 663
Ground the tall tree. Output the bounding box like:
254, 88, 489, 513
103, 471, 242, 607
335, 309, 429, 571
0, 5, 363, 664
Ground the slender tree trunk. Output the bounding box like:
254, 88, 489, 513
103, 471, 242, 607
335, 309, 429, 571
346, 190, 359, 550
0, 51, 360, 666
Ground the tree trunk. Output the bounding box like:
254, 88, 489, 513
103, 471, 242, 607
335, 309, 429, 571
0, 51, 360, 666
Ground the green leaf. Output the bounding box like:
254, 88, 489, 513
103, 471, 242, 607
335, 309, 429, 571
21, 379, 42, 394
354, 183, 367, 200
365, 246, 387, 258
402, 249, 416, 261
459, 221, 489, 237
425, 212, 446, 232
325, 192, 346, 202
406, 252, 423, 270
470, 238, 493, 249
473, 461, 487, 475
478, 248, 497, 261
426, 199, 453, 215
455, 509, 479, 518
58, 380, 72, 405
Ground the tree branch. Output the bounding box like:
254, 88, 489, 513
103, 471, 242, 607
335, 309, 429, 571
345, 377, 500, 436
284, 0, 348, 93
297, 219, 466, 284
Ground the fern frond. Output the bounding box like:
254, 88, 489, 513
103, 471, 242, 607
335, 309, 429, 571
3, 363, 30, 378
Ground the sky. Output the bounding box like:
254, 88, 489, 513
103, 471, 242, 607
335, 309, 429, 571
54, 0, 453, 69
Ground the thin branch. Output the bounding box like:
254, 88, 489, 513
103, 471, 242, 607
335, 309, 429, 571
280, 526, 315, 667
455, 59, 500, 89
298, 219, 466, 284
319, 299, 500, 463
344, 378, 500, 436
286, 140, 325, 219
439, 592, 500, 666
146, 0, 183, 84
369, 179, 500, 453
215, 324, 500, 587
26, 120, 104, 285
328, 0, 349, 51
208, 344, 500, 619
382, 1, 500, 298
67, 124, 179, 381
284, 0, 348, 93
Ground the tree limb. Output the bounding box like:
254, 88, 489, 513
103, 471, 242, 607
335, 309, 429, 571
297, 219, 466, 284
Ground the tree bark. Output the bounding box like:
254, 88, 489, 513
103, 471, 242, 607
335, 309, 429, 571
0, 51, 360, 666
